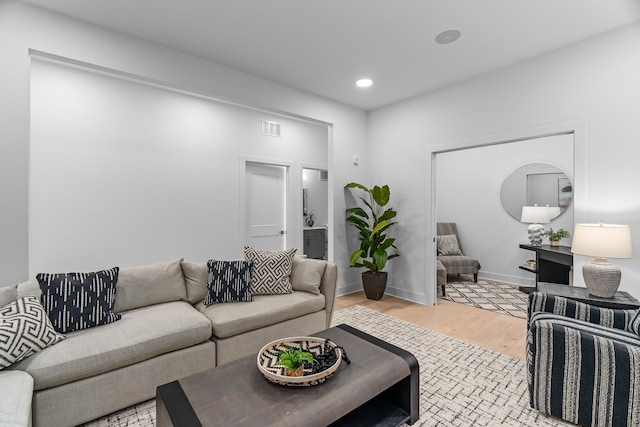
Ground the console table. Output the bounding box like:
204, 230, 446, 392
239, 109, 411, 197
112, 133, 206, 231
519, 244, 573, 288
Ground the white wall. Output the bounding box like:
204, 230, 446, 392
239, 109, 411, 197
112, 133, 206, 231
436, 134, 574, 286
368, 22, 640, 304
0, 0, 368, 294
29, 57, 328, 274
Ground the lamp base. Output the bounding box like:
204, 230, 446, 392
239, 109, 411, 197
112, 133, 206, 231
583, 259, 621, 298
528, 223, 544, 246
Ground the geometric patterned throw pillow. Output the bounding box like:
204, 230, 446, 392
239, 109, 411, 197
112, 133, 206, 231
630, 309, 640, 336
36, 267, 121, 334
243, 246, 296, 295
437, 234, 463, 256
0, 295, 65, 369
203, 260, 253, 305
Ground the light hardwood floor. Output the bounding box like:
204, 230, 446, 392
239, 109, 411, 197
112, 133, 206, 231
336, 291, 528, 361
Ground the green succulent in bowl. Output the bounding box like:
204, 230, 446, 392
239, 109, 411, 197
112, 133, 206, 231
275, 348, 316, 376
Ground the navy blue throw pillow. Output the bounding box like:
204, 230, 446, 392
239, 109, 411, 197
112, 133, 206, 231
36, 267, 121, 334
204, 260, 253, 305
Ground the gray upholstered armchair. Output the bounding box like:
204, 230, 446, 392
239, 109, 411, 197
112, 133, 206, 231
436, 222, 481, 283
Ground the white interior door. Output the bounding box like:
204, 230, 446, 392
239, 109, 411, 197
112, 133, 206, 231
246, 162, 287, 250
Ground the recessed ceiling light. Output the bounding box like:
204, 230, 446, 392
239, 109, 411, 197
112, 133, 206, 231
435, 29, 461, 44
356, 78, 373, 88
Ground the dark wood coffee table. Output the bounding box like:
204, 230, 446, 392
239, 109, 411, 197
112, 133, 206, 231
156, 324, 419, 426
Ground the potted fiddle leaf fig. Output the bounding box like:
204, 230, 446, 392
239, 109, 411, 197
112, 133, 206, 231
345, 182, 399, 300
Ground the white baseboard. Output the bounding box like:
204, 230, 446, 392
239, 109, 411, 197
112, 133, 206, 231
385, 285, 429, 305
336, 283, 362, 296
478, 271, 535, 287
335, 282, 430, 305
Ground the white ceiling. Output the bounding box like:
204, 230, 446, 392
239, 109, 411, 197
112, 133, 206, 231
20, 0, 640, 110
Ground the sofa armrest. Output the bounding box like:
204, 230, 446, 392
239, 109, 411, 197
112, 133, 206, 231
0, 370, 33, 427
319, 262, 338, 328
527, 292, 636, 332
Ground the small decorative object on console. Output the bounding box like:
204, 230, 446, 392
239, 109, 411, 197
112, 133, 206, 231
257, 336, 349, 386
544, 228, 570, 247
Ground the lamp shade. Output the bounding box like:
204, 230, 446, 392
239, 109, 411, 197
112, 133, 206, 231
571, 222, 632, 259
521, 205, 550, 224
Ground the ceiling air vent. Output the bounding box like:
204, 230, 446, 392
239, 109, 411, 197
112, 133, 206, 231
262, 120, 281, 137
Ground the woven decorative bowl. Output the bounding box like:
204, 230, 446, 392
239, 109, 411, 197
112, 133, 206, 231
256, 336, 342, 386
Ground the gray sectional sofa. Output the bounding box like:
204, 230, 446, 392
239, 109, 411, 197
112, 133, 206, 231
0, 256, 337, 427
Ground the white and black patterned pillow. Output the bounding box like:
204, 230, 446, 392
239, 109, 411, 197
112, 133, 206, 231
204, 260, 253, 305
0, 295, 65, 369
36, 267, 121, 334
243, 246, 297, 295
630, 310, 640, 336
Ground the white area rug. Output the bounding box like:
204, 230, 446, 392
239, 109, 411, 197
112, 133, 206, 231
83, 305, 568, 426
441, 280, 529, 319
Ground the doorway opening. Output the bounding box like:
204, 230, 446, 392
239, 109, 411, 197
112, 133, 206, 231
302, 167, 329, 260
429, 121, 586, 307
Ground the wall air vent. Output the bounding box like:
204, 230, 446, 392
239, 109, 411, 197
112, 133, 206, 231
262, 120, 282, 137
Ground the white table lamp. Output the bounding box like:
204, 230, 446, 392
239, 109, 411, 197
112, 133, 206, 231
571, 221, 632, 298
521, 205, 550, 246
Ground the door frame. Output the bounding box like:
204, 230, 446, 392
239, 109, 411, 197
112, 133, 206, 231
240, 156, 299, 252
427, 119, 587, 306
300, 163, 330, 259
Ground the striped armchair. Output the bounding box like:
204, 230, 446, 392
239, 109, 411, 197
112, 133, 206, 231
527, 292, 640, 427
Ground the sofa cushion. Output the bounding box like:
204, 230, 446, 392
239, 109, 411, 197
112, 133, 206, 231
290, 257, 326, 295
197, 292, 325, 338
181, 261, 208, 304
0, 280, 40, 309
17, 279, 41, 299
9, 301, 211, 390
114, 258, 188, 313
204, 260, 253, 305
0, 295, 65, 369
0, 285, 18, 309
37, 267, 121, 333
244, 246, 296, 295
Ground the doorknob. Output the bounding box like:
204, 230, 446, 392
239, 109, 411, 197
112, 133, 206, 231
280, 230, 286, 235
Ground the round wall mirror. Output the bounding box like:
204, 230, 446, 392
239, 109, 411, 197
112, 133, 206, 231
500, 163, 572, 221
